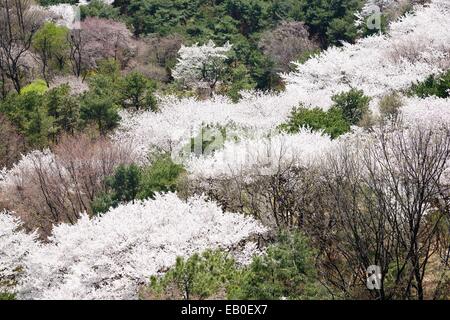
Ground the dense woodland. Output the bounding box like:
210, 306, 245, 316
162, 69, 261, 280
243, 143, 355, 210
0, 0, 449, 300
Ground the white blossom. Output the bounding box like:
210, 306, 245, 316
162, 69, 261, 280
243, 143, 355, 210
0, 149, 57, 190
0, 212, 38, 295
186, 129, 334, 181
0, 193, 266, 299
400, 96, 450, 127
172, 40, 232, 90
115, 1, 450, 159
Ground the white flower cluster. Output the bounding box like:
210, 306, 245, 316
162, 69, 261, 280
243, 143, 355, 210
186, 129, 334, 181
0, 193, 266, 299
0, 149, 57, 190
0, 213, 38, 293
115, 1, 450, 160
285, 0, 450, 104
172, 40, 232, 89
3, 0, 449, 301
400, 96, 450, 127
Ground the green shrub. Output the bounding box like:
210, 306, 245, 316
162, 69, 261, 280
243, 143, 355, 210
145, 250, 240, 300
279, 106, 350, 138
0, 292, 15, 300
91, 192, 116, 215
120, 71, 157, 111
21, 79, 48, 95
409, 70, 450, 98
233, 231, 329, 300
92, 164, 141, 214
224, 64, 256, 102
80, 74, 121, 135
0, 83, 84, 146
331, 89, 371, 125
144, 231, 329, 300
107, 164, 142, 203
0, 91, 53, 148
138, 155, 185, 200
92, 156, 185, 214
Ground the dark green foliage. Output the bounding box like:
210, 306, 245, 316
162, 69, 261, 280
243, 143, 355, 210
46, 85, 80, 138
107, 164, 142, 203
326, 15, 358, 45
124, 0, 362, 47
279, 106, 351, 138
80, 0, 121, 21
80, 74, 121, 135
234, 231, 329, 300
0, 59, 129, 146
126, 0, 207, 36
146, 250, 240, 300
138, 155, 185, 200
145, 232, 328, 300
0, 91, 52, 147
223, 0, 269, 36
332, 89, 371, 125
249, 52, 282, 90
295, 0, 363, 46
91, 192, 116, 216
224, 64, 256, 102
93, 155, 185, 214
120, 71, 157, 111
92, 164, 141, 214
409, 70, 450, 98
80, 93, 120, 135
0, 292, 15, 300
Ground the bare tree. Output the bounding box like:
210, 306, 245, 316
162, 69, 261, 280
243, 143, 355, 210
0, 113, 27, 168
259, 21, 319, 72
182, 123, 450, 299
130, 34, 183, 82
67, 18, 137, 80
0, 0, 43, 93
318, 123, 450, 299
68, 29, 87, 80
0, 134, 137, 237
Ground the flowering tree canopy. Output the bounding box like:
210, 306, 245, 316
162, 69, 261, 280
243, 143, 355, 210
172, 40, 232, 91
0, 193, 266, 299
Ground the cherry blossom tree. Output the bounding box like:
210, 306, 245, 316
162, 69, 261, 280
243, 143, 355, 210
114, 0, 450, 162
0, 193, 266, 299
172, 40, 232, 95
0, 212, 38, 296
